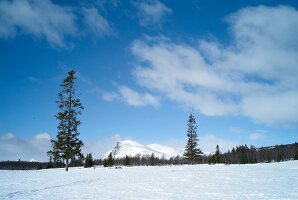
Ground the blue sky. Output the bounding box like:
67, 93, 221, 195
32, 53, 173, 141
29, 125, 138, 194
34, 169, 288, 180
1, 0, 298, 161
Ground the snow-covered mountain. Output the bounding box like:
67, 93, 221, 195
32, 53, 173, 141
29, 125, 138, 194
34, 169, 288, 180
103, 140, 182, 159
147, 144, 181, 157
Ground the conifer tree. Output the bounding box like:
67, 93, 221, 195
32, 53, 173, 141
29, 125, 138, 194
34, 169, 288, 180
215, 144, 221, 163
84, 153, 94, 168
150, 153, 155, 166
107, 152, 114, 167
208, 154, 215, 164
48, 70, 84, 171
183, 114, 202, 164
47, 139, 61, 167
103, 159, 108, 167
124, 155, 130, 166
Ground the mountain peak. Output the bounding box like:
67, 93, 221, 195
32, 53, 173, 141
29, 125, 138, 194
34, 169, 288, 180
103, 140, 182, 159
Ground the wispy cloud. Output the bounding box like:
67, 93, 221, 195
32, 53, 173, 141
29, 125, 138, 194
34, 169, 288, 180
28, 76, 41, 84
133, 0, 171, 27
102, 92, 119, 102
249, 131, 267, 141
103, 85, 160, 107
0, 0, 113, 48
119, 86, 159, 107
1, 132, 15, 140
82, 7, 113, 37
130, 6, 298, 126
0, 0, 77, 47
229, 127, 245, 134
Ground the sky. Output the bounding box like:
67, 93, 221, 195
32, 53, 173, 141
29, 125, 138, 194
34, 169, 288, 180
0, 0, 298, 161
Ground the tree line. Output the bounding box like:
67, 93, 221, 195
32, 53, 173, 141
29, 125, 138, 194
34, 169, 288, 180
0, 160, 51, 170
1, 141, 297, 170
46, 70, 298, 170
92, 142, 298, 167
96, 153, 186, 167
208, 142, 298, 164
3, 70, 297, 170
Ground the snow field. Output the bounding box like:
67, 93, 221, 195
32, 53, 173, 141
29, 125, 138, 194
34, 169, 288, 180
0, 161, 297, 200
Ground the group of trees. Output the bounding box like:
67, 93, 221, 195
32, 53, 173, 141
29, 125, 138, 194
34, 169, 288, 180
46, 71, 199, 170
208, 143, 298, 164
46, 70, 205, 170
93, 142, 298, 168
95, 154, 186, 167
0, 160, 51, 170
1, 70, 296, 170
96, 113, 298, 167
95, 114, 204, 167
102, 153, 114, 167
43, 70, 298, 171
178, 114, 298, 165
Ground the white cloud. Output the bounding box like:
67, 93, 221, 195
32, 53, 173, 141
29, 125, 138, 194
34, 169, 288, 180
0, 132, 124, 161
131, 37, 239, 116
34, 133, 51, 140
1, 132, 15, 140
0, 0, 77, 47
130, 6, 298, 126
249, 131, 267, 141
200, 134, 239, 153
103, 85, 160, 107
229, 127, 269, 141
102, 91, 119, 102
242, 91, 298, 125
133, 0, 171, 26
82, 7, 113, 37
119, 86, 159, 107
0, 0, 113, 47
0, 132, 51, 161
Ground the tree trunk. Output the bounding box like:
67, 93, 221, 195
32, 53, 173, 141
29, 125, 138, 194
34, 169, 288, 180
66, 85, 72, 172
66, 159, 69, 171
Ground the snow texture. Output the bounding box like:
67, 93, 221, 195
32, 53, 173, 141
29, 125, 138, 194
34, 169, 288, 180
0, 161, 297, 199
103, 140, 181, 159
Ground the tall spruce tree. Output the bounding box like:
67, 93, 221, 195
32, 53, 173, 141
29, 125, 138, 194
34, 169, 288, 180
107, 152, 114, 167
48, 70, 84, 171
183, 114, 202, 164
84, 153, 94, 168
214, 144, 221, 163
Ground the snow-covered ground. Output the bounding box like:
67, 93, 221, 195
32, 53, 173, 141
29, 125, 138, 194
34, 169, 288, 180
1, 161, 297, 200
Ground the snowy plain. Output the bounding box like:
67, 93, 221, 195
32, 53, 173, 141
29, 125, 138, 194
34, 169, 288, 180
0, 161, 297, 200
